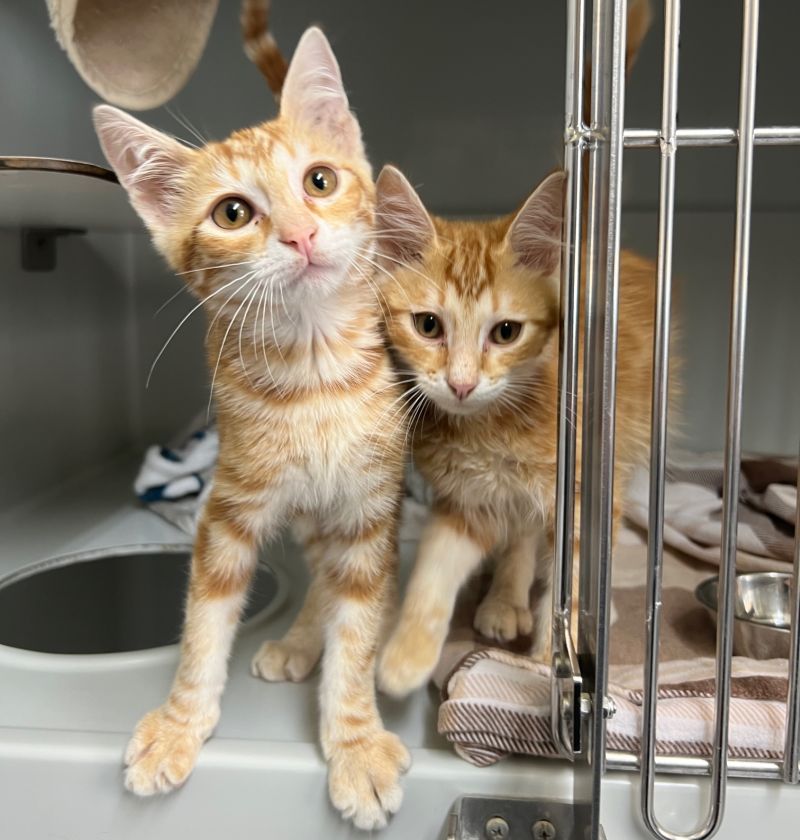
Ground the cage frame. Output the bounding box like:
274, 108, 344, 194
551, 0, 800, 838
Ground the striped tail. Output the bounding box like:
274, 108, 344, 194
579, 0, 653, 196
241, 0, 288, 101
582, 0, 653, 121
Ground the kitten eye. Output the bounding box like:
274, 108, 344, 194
490, 320, 522, 345
413, 312, 443, 340
303, 165, 338, 197
211, 197, 253, 230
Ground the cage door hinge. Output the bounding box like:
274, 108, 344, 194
446, 796, 593, 840
552, 615, 587, 757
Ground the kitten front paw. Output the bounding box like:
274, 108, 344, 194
474, 594, 533, 642
327, 729, 411, 831
124, 706, 212, 795
377, 623, 442, 698
251, 638, 321, 683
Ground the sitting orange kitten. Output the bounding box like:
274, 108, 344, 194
94, 29, 409, 829
373, 165, 659, 697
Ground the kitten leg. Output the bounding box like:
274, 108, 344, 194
124, 490, 266, 795
530, 528, 558, 663
251, 517, 325, 682
318, 522, 410, 831
377, 508, 488, 698
474, 530, 537, 642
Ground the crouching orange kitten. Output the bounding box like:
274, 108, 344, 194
94, 28, 410, 830
373, 165, 659, 697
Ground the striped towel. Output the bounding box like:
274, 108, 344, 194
439, 649, 789, 767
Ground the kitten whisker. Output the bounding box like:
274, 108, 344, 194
352, 248, 416, 310
176, 259, 255, 277
277, 278, 295, 324
366, 246, 443, 293
347, 257, 393, 324
205, 270, 259, 343
364, 384, 421, 476
154, 283, 189, 316
268, 280, 286, 362
166, 105, 209, 146
237, 279, 262, 388
257, 280, 281, 393
147, 269, 257, 388
207, 273, 260, 418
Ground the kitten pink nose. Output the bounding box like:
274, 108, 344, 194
448, 380, 477, 400
280, 226, 317, 262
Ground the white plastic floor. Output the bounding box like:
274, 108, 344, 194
0, 456, 797, 838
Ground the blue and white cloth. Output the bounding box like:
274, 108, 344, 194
134, 424, 218, 534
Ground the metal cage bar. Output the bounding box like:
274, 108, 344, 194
784, 455, 800, 783
640, 0, 681, 836
551, 0, 585, 759
638, 1, 761, 837
576, 0, 627, 834
624, 126, 800, 148
554, 0, 800, 836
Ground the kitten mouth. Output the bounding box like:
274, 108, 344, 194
288, 260, 331, 282
430, 392, 485, 417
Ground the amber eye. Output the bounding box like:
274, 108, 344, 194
490, 320, 522, 345
303, 165, 338, 197
211, 197, 253, 230
413, 312, 443, 340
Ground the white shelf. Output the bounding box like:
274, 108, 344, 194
0, 157, 141, 231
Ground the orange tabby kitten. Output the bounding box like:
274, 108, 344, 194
94, 29, 409, 829
373, 165, 660, 697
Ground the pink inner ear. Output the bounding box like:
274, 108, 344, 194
279, 28, 363, 156
93, 105, 193, 231
375, 167, 435, 262
509, 172, 566, 274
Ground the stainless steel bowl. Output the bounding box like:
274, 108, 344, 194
695, 572, 793, 659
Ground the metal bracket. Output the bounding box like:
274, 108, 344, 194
21, 227, 85, 271
551, 615, 585, 756
446, 796, 591, 840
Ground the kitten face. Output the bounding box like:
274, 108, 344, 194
376, 167, 565, 417
94, 28, 374, 337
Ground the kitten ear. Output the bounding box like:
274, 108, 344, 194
280, 27, 363, 155
507, 170, 566, 275
375, 165, 436, 264
93, 104, 194, 232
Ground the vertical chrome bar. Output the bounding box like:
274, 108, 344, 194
637, 2, 759, 837
783, 452, 800, 783
551, 0, 585, 757
578, 0, 626, 834
712, 0, 760, 821
554, 0, 584, 643
640, 0, 680, 835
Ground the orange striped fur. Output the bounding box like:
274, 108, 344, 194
94, 28, 409, 831
241, 0, 288, 100
373, 165, 667, 697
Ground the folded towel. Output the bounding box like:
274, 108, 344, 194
440, 649, 789, 767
